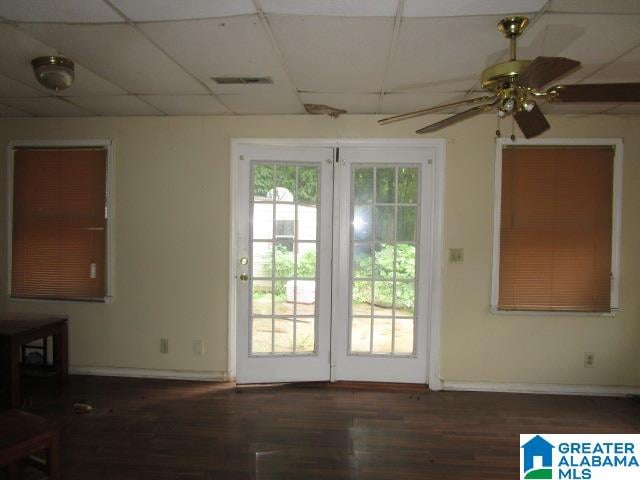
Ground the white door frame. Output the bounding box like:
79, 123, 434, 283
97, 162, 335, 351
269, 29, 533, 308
229, 138, 445, 390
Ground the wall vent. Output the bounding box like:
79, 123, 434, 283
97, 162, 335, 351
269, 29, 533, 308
212, 76, 273, 85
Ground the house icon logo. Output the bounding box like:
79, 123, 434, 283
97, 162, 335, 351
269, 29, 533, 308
521, 435, 554, 479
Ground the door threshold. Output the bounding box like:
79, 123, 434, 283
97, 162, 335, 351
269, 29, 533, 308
235, 381, 429, 393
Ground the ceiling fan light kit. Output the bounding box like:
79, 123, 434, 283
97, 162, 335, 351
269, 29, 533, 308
31, 55, 75, 92
379, 16, 640, 139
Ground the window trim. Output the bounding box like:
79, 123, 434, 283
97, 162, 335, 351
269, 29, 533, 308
6, 139, 115, 304
490, 137, 623, 316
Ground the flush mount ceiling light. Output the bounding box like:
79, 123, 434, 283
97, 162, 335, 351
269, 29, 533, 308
31, 56, 75, 91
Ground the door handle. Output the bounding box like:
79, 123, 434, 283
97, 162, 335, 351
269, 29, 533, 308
239, 273, 249, 282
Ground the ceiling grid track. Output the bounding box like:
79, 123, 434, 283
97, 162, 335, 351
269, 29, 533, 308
251, 0, 306, 111
100, 0, 232, 115
376, 0, 405, 114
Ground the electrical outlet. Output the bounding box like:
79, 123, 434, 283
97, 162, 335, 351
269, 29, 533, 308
194, 340, 205, 356
160, 338, 169, 354
449, 248, 464, 263
584, 352, 595, 368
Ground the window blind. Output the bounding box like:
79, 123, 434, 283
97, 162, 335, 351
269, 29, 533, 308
11, 148, 107, 301
498, 146, 614, 312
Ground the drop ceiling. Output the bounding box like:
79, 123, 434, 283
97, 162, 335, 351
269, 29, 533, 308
0, 0, 638, 117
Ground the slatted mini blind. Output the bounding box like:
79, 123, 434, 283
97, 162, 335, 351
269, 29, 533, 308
11, 148, 107, 301
498, 146, 614, 312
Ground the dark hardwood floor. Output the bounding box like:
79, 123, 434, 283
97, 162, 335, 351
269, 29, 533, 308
5, 375, 640, 479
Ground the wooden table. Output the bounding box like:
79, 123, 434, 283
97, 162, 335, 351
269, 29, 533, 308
0, 410, 61, 480
0, 314, 68, 408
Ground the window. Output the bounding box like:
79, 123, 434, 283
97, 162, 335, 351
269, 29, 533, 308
9, 143, 112, 302
492, 141, 621, 313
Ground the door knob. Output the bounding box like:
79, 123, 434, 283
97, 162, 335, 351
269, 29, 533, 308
239, 273, 249, 282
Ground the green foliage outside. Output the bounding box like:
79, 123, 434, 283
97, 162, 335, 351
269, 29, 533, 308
353, 243, 415, 310
254, 165, 318, 203
263, 245, 317, 298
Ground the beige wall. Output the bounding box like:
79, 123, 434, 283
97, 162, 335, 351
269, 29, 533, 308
1, 113, 639, 387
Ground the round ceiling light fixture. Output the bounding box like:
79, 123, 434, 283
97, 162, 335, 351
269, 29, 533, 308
31, 56, 75, 91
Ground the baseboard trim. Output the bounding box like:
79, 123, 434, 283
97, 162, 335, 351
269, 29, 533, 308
443, 381, 640, 397
70, 366, 228, 382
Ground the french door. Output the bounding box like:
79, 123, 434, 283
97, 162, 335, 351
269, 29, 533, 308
234, 143, 436, 384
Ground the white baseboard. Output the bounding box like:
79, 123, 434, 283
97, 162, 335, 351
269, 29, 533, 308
70, 366, 229, 382
443, 381, 640, 397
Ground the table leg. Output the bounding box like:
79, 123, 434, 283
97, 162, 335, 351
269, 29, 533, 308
47, 431, 62, 480
1, 338, 21, 408
53, 323, 69, 385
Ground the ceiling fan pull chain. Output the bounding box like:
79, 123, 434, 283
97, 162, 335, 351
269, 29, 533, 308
495, 113, 501, 138
510, 116, 516, 142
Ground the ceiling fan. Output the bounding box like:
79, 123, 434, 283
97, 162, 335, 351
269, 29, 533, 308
378, 16, 640, 138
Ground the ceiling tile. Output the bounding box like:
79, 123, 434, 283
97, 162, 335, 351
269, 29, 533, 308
404, 0, 546, 17
0, 74, 44, 97
260, 0, 398, 17
1, 97, 93, 116
142, 95, 230, 115
0, 102, 31, 117
140, 16, 293, 94
109, 0, 256, 22
300, 93, 379, 113
218, 93, 304, 114
538, 13, 640, 82
386, 16, 508, 94
380, 92, 480, 114
269, 15, 394, 92
0, 24, 126, 96
68, 95, 162, 116
20, 23, 208, 94
0, 0, 123, 23
586, 44, 640, 83
548, 0, 640, 14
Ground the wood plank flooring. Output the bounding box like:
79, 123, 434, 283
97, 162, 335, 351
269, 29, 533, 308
6, 375, 640, 479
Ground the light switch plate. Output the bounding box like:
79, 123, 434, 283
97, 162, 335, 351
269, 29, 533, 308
449, 248, 464, 263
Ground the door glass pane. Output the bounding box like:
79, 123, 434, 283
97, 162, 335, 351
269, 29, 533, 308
372, 318, 393, 354
250, 162, 320, 356
353, 244, 373, 279
252, 203, 273, 239
353, 206, 372, 241
296, 318, 315, 353
394, 317, 414, 354
398, 168, 418, 204
373, 243, 394, 279
298, 204, 317, 240
252, 318, 273, 354
352, 281, 372, 316
274, 318, 294, 353
298, 167, 317, 203
396, 243, 415, 279
252, 281, 272, 316
253, 165, 273, 201
274, 166, 296, 201
394, 281, 415, 317
349, 165, 420, 356
351, 317, 371, 353
376, 168, 395, 203
375, 206, 395, 241
252, 242, 272, 277
397, 206, 416, 241
296, 243, 316, 278
354, 168, 373, 203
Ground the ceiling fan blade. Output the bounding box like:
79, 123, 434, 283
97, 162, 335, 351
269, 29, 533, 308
515, 56, 580, 89
513, 103, 550, 139
546, 83, 640, 102
378, 95, 496, 125
415, 103, 495, 134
